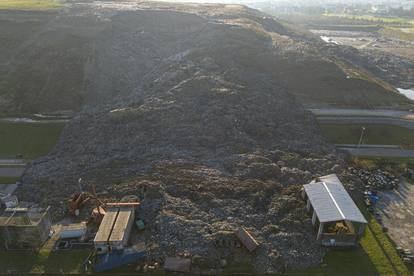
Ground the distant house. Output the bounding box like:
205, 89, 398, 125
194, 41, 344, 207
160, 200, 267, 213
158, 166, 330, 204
0, 206, 52, 250
302, 174, 367, 247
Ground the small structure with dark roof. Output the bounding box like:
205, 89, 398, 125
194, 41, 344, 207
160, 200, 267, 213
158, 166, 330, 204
302, 174, 367, 247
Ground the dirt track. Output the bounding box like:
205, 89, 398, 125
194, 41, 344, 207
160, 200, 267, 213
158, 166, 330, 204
378, 181, 414, 252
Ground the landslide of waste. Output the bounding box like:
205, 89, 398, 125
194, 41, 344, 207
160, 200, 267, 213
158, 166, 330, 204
9, 1, 370, 273
0, 2, 411, 114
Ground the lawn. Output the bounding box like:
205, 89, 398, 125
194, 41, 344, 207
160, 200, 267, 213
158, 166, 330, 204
0, 176, 20, 184
0, 250, 89, 274
0, 0, 61, 10
0, 121, 65, 159
319, 123, 414, 149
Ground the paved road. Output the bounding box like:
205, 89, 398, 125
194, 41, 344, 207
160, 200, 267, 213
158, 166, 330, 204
0, 159, 27, 166
338, 147, 414, 158
0, 167, 25, 177
309, 108, 414, 120
317, 116, 414, 130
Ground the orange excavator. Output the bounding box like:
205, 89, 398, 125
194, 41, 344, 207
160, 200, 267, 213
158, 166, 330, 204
68, 179, 106, 223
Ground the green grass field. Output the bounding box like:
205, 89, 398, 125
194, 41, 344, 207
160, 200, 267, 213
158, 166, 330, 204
319, 123, 414, 149
379, 26, 414, 41
0, 121, 65, 159
0, 0, 60, 10
0, 250, 89, 274
324, 13, 414, 27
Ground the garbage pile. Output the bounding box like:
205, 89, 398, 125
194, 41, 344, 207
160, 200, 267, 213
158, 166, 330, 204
350, 168, 399, 190
397, 247, 414, 264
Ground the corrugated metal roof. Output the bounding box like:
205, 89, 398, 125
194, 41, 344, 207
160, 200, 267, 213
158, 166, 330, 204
94, 210, 119, 243
304, 174, 367, 224
109, 209, 133, 242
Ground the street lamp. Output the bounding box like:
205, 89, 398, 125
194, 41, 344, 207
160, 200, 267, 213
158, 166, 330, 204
357, 127, 366, 148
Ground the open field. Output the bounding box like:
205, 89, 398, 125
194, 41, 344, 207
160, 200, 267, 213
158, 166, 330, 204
0, 121, 64, 159
319, 123, 414, 149
324, 13, 414, 27
0, 0, 60, 10
0, 176, 20, 184
0, 250, 89, 274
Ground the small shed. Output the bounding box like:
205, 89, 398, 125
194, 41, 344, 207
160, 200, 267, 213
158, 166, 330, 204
0, 206, 52, 250
302, 174, 367, 247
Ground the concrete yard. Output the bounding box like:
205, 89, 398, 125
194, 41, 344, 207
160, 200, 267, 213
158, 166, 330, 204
378, 180, 414, 252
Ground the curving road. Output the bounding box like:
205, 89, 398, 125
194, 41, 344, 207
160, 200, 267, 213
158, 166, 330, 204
310, 108, 414, 158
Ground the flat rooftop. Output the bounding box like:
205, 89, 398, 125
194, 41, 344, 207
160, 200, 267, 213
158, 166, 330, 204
94, 209, 118, 243
108, 208, 133, 242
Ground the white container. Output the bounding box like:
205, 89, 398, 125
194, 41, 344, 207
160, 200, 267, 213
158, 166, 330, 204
60, 223, 88, 240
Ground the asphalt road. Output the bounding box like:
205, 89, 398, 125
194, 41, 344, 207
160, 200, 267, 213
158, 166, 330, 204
309, 108, 414, 120
0, 167, 25, 177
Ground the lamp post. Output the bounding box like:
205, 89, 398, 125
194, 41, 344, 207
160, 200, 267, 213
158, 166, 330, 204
357, 127, 366, 148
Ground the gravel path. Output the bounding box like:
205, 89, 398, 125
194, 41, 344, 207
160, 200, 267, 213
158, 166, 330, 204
378, 181, 414, 253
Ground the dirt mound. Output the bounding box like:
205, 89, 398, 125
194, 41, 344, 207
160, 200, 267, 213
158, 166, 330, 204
11, 2, 355, 273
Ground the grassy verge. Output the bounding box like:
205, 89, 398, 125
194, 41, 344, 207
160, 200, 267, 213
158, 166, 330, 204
0, 0, 61, 10
324, 13, 414, 27
0, 250, 89, 274
0, 121, 65, 159
0, 176, 20, 184
379, 26, 414, 41
319, 123, 414, 149
362, 216, 409, 275
352, 156, 414, 171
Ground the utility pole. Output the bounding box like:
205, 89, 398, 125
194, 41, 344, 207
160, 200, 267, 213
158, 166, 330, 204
357, 127, 366, 148
78, 178, 83, 193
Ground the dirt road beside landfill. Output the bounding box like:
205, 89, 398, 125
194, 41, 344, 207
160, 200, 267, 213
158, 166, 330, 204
378, 180, 414, 252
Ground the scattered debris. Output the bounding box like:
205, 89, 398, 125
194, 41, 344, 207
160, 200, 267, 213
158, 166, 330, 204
235, 227, 260, 252
164, 257, 192, 273
350, 168, 399, 190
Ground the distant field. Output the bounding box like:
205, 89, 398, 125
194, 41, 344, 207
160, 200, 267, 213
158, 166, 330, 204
319, 123, 414, 149
0, 121, 65, 159
0, 0, 60, 10
324, 13, 414, 27
379, 26, 414, 41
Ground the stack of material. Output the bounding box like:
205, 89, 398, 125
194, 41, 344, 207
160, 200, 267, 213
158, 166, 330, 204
328, 222, 349, 234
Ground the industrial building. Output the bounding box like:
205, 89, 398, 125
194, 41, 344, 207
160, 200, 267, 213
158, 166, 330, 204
0, 206, 52, 250
94, 203, 138, 253
302, 174, 367, 247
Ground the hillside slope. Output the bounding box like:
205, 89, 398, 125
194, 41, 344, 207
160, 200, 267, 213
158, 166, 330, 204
0, 2, 411, 114
2, 1, 391, 273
